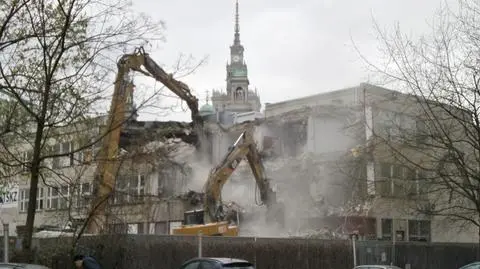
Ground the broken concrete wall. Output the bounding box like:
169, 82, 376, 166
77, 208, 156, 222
116, 107, 367, 237
210, 105, 367, 237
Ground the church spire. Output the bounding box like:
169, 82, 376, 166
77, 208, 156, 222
233, 0, 240, 46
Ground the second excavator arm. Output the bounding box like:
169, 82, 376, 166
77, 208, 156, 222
114, 47, 203, 128
203, 125, 285, 227
86, 47, 202, 234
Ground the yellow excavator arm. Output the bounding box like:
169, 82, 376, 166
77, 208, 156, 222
85, 47, 202, 234
173, 124, 285, 236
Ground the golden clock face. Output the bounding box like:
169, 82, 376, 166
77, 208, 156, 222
232, 55, 240, 62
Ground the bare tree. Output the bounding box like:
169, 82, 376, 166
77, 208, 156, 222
0, 0, 172, 252
354, 0, 480, 245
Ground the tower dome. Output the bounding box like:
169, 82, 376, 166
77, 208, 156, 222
200, 90, 215, 117
199, 103, 215, 116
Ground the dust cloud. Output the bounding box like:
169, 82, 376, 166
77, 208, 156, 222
172, 121, 354, 238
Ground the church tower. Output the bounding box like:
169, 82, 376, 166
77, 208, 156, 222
211, 0, 261, 114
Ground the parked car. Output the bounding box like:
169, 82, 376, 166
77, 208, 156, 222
0, 264, 50, 269
459, 262, 480, 269
354, 265, 403, 269
179, 258, 254, 269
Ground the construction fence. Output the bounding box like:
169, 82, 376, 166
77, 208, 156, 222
18, 235, 480, 269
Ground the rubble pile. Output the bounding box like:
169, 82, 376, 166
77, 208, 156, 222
326, 200, 373, 217
120, 120, 196, 149
291, 227, 349, 240
176, 190, 204, 206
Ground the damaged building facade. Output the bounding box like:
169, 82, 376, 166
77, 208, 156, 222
6, 81, 474, 243
214, 82, 474, 243
6, 82, 473, 243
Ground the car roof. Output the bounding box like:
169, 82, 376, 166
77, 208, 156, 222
184, 257, 252, 265
354, 265, 403, 269
0, 264, 50, 269
460, 262, 480, 269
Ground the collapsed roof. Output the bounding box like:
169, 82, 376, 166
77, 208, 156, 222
119, 120, 197, 149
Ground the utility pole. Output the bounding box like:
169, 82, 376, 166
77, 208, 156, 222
3, 223, 9, 263
351, 231, 358, 267
197, 231, 203, 257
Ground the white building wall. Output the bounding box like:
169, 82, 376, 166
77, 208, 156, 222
265, 86, 361, 118
306, 115, 358, 154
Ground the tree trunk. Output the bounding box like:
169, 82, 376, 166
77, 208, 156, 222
23, 121, 45, 251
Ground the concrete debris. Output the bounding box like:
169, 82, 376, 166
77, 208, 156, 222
326, 200, 373, 217
141, 138, 196, 162
170, 141, 197, 163
291, 227, 349, 240
120, 120, 197, 149
264, 107, 311, 124
177, 190, 204, 206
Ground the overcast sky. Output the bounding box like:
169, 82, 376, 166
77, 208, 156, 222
129, 0, 452, 122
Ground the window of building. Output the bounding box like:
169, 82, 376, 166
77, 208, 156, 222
129, 175, 145, 203
159, 169, 178, 196
381, 218, 392, 240
154, 222, 167, 235
415, 119, 440, 145
234, 87, 244, 101
22, 150, 33, 172
19, 189, 29, 212
135, 223, 145, 234
46, 185, 69, 210
377, 163, 392, 195
114, 174, 146, 204
18, 188, 45, 212
52, 141, 74, 168
404, 167, 417, 195
109, 223, 127, 234
127, 223, 138, 234
58, 185, 69, 209
379, 163, 391, 178
377, 163, 428, 197
75, 183, 92, 208
36, 187, 44, 210
417, 170, 429, 194
46, 187, 59, 209
408, 220, 430, 242
114, 175, 128, 204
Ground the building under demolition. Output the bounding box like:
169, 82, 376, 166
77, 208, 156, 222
0, 1, 477, 244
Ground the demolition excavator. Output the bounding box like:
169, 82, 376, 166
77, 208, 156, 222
85, 47, 202, 234
172, 124, 285, 236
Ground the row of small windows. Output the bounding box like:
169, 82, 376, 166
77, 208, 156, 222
16, 171, 183, 212
19, 183, 91, 212
20, 140, 100, 172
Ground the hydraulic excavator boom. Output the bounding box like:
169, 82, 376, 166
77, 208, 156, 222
85, 47, 202, 234
172, 124, 285, 236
